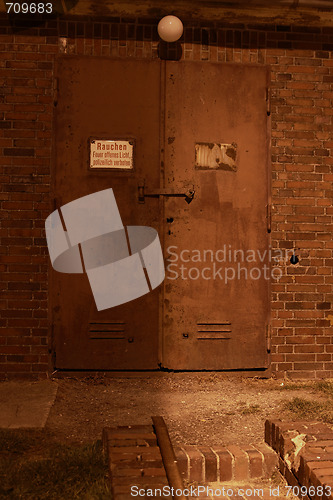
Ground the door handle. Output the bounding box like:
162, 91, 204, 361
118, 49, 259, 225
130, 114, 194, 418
138, 185, 195, 204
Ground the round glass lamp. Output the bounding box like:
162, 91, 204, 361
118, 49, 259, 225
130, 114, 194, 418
157, 15, 183, 42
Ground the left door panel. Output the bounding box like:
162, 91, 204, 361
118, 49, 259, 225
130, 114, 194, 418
52, 57, 161, 369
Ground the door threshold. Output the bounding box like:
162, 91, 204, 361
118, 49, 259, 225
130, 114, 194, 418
52, 367, 272, 378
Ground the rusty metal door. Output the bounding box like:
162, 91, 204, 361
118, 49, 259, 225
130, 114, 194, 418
161, 62, 271, 370
52, 57, 161, 369
52, 58, 270, 371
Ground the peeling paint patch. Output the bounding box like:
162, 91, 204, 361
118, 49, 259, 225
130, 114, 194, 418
59, 37, 68, 53
195, 142, 237, 171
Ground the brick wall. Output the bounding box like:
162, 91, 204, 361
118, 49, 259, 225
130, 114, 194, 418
0, 19, 57, 379
0, 16, 332, 379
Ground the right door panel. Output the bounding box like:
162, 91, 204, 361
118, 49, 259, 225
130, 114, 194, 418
162, 61, 271, 370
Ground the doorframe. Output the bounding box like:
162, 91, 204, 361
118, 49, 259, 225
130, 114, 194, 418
49, 57, 272, 374
158, 60, 167, 367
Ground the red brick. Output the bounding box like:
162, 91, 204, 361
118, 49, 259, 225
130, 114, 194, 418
265, 420, 273, 446
183, 446, 204, 482
108, 432, 156, 441
214, 446, 233, 481
244, 447, 263, 478
174, 447, 188, 480
199, 446, 218, 482
228, 445, 249, 480
253, 442, 278, 478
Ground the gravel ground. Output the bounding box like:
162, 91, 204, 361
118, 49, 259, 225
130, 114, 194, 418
45, 373, 324, 446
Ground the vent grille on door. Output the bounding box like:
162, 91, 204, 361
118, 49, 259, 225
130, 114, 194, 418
89, 321, 125, 339
196, 322, 231, 340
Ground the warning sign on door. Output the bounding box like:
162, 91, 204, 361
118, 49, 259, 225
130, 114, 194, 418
90, 139, 134, 169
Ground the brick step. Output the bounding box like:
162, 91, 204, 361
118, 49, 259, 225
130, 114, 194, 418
112, 467, 166, 478
103, 424, 279, 500
266, 419, 333, 500
175, 443, 277, 483
103, 425, 168, 500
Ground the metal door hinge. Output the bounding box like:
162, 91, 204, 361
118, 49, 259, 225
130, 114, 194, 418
266, 87, 271, 116
266, 324, 272, 353
53, 77, 59, 106
267, 203, 272, 233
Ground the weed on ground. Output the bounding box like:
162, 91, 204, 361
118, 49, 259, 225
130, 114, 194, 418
277, 380, 333, 423
0, 429, 110, 499
271, 380, 333, 396
284, 396, 333, 424
237, 402, 261, 415
314, 381, 333, 397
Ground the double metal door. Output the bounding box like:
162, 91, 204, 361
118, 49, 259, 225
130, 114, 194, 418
52, 57, 270, 370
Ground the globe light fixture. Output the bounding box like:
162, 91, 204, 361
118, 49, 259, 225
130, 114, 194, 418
157, 15, 183, 42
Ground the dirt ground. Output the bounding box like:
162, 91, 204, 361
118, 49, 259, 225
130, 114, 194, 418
45, 373, 331, 446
